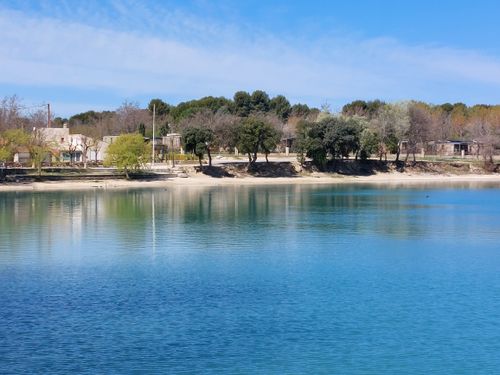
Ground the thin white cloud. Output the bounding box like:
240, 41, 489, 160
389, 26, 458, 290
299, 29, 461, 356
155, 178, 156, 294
0, 6, 499, 112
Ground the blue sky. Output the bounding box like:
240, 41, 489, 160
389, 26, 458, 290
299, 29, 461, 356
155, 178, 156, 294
1, 0, 499, 117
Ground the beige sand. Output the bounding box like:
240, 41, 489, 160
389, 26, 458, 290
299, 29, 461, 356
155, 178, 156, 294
1, 172, 500, 192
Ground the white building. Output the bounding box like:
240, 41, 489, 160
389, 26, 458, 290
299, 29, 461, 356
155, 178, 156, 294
37, 127, 108, 164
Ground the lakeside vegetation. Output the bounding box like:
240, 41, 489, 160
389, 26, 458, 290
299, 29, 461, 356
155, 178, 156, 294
1, 92, 499, 177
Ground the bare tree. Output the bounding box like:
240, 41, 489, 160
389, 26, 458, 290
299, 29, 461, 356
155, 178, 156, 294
114, 101, 151, 134
406, 102, 432, 162
430, 107, 451, 141
67, 139, 78, 165
0, 95, 24, 131
71, 124, 105, 164
467, 118, 499, 165
79, 135, 92, 168
29, 109, 50, 129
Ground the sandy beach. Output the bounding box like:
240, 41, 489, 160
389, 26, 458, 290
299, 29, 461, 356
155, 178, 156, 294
1, 172, 500, 192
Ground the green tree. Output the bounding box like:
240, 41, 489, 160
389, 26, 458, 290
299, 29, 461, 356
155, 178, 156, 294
250, 90, 270, 113
270, 95, 291, 122
233, 91, 252, 117
0, 129, 31, 162
296, 117, 364, 166
159, 123, 170, 137
295, 121, 328, 168
359, 128, 380, 160
260, 124, 281, 163
182, 126, 214, 168
323, 117, 362, 159
342, 100, 385, 118
170, 96, 232, 122
148, 98, 171, 117
29, 129, 51, 177
138, 123, 146, 136
291, 103, 311, 118
237, 117, 279, 168
69, 110, 100, 126
0, 143, 10, 162
104, 133, 150, 179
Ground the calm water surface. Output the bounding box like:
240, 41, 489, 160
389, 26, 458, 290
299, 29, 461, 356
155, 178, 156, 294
1, 183, 500, 374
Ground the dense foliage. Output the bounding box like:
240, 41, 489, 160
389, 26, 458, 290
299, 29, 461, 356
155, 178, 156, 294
182, 126, 215, 168
236, 117, 280, 166
296, 117, 364, 168
103, 133, 150, 178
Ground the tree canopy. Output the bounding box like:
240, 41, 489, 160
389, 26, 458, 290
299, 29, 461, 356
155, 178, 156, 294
148, 98, 171, 117
0, 129, 31, 162
250, 90, 271, 113
104, 133, 150, 178
237, 117, 280, 167
296, 117, 364, 168
182, 126, 215, 168
270, 95, 292, 122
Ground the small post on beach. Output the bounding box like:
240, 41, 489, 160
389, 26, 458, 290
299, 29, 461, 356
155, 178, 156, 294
152, 104, 155, 168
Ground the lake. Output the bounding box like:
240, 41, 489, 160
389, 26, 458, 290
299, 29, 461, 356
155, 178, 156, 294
1, 183, 500, 374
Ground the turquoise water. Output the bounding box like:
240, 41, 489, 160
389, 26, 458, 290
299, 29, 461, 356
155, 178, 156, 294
1, 183, 500, 374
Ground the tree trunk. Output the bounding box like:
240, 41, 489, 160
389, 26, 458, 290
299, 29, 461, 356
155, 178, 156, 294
395, 142, 401, 162
207, 148, 212, 167
198, 156, 203, 169
265, 152, 269, 163
124, 167, 129, 180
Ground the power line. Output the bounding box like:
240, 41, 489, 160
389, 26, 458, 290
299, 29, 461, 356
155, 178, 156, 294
17, 103, 48, 111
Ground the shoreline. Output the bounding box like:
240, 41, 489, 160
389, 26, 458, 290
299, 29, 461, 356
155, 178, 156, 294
1, 172, 500, 192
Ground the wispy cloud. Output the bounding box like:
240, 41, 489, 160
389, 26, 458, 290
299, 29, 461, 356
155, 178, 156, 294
0, 3, 499, 116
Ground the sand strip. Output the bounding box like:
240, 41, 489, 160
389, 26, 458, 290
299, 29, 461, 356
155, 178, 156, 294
1, 172, 500, 192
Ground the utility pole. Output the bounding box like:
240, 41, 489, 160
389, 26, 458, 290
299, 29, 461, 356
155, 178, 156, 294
152, 104, 156, 167
47, 103, 51, 128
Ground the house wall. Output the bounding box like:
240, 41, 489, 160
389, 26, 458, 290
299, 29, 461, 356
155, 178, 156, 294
37, 129, 109, 164
87, 140, 109, 163
162, 133, 182, 150
435, 142, 472, 156
13, 152, 30, 164
39, 128, 70, 146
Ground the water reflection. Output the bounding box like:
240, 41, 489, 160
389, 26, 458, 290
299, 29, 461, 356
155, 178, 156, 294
2, 182, 500, 374
1, 182, 499, 263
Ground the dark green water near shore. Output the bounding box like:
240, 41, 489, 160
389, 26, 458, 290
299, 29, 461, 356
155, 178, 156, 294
1, 183, 500, 374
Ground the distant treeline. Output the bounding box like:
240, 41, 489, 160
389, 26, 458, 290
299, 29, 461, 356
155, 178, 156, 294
1, 92, 499, 166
